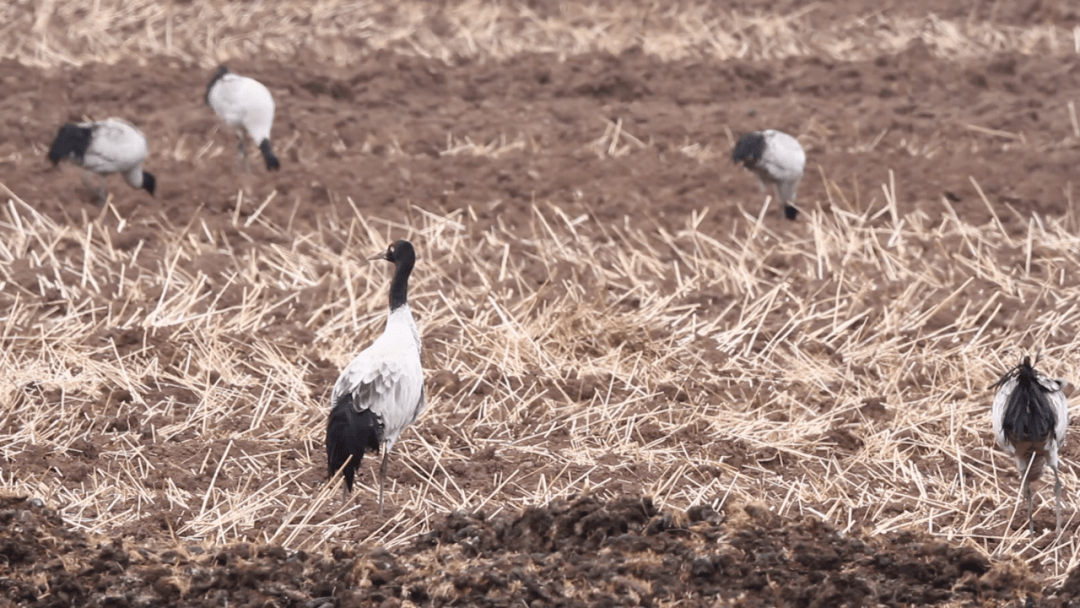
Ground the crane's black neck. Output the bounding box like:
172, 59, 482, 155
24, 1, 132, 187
389, 252, 415, 311
206, 65, 229, 106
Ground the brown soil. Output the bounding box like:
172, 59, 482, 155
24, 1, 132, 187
3, 0, 1080, 606
4, 36, 1079, 237
3, 493, 1071, 607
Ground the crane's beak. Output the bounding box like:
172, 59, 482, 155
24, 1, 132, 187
367, 251, 389, 262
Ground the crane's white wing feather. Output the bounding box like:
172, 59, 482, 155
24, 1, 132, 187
991, 376, 1016, 451
759, 130, 805, 184
1035, 375, 1069, 450
208, 74, 276, 143
81, 119, 147, 174
332, 306, 424, 451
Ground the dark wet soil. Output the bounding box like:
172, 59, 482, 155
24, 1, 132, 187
5, 493, 1074, 607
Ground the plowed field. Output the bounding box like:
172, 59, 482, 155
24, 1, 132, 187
2, 1, 1080, 606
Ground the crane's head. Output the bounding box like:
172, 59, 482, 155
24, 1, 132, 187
47, 123, 93, 166
369, 239, 416, 266
371, 240, 417, 310
732, 132, 766, 167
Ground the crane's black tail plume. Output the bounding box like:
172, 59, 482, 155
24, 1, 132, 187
994, 355, 1058, 446
142, 172, 157, 196
259, 139, 281, 171
326, 391, 383, 495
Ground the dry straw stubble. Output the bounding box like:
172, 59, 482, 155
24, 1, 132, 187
2, 0, 1079, 68
1, 178, 1080, 580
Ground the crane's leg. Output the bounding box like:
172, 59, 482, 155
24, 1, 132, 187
82, 172, 107, 203
1054, 464, 1064, 536
1024, 480, 1035, 534
330, 452, 354, 503
236, 130, 251, 174
756, 177, 768, 194
1019, 452, 1037, 534
377, 446, 391, 515
82, 171, 105, 202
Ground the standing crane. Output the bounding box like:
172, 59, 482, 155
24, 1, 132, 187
990, 354, 1069, 534
326, 240, 425, 514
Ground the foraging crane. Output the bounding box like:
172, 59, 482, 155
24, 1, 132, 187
732, 129, 805, 220
46, 118, 156, 202
205, 65, 281, 172
327, 240, 425, 514
990, 355, 1070, 534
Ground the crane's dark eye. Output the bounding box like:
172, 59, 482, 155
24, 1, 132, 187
388, 245, 395, 255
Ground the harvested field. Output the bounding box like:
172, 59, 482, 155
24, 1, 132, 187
2, 0, 1080, 606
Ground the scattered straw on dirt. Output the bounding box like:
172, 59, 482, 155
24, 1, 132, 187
1, 172, 1080, 583
2, 0, 1079, 68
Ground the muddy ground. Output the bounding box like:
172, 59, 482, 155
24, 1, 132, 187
3, 0, 1080, 606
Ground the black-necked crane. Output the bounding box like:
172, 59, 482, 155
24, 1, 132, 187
46, 118, 156, 202
205, 65, 281, 172
326, 240, 425, 514
732, 129, 805, 220
991, 354, 1069, 534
